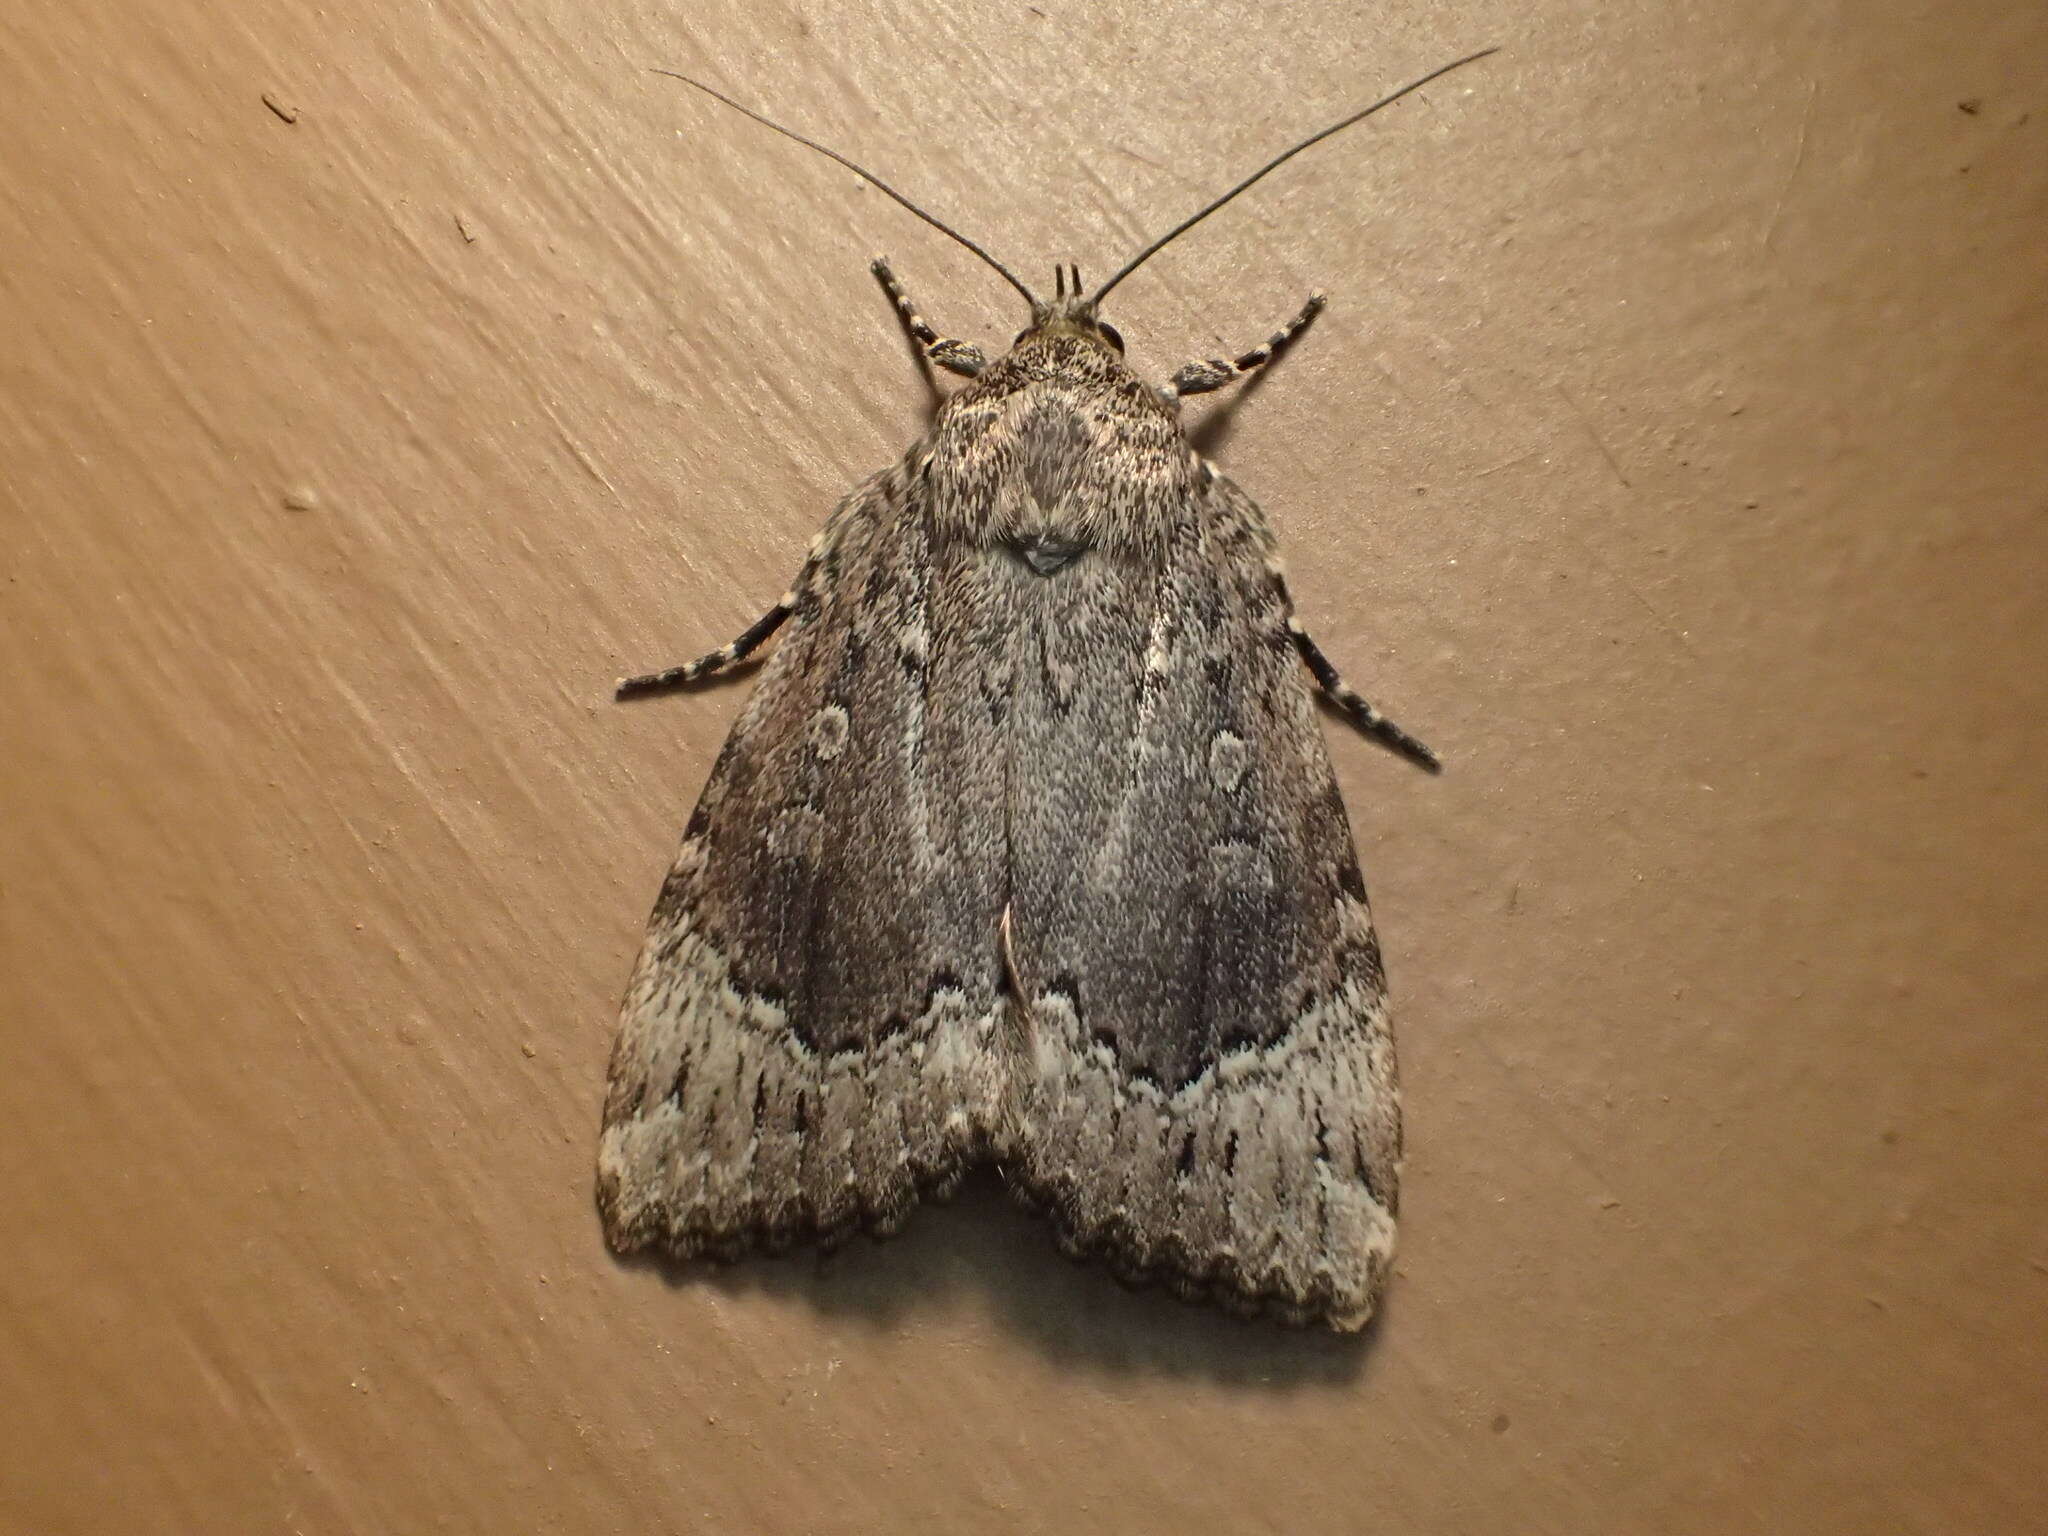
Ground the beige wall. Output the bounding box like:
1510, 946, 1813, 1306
4, 1, 2044, 1531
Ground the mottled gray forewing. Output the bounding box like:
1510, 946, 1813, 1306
598, 469, 1011, 1256
999, 474, 1400, 1329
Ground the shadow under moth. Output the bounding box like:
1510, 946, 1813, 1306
598, 50, 1493, 1329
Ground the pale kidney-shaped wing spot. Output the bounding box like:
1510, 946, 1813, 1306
1143, 621, 1173, 680
1209, 730, 1250, 793
809, 704, 851, 760
898, 619, 930, 667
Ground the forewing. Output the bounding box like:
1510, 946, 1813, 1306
1000, 472, 1401, 1329
598, 466, 1011, 1257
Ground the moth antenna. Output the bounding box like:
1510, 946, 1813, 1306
651, 69, 1038, 307
1090, 47, 1499, 305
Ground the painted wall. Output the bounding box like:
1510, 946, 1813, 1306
4, 2, 2044, 1530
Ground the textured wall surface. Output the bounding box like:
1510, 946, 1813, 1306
4, 2, 2045, 1531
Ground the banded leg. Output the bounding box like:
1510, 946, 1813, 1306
616, 600, 792, 700
1168, 293, 1325, 399
1287, 618, 1440, 773
871, 256, 986, 377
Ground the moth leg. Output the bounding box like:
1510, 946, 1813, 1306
1168, 293, 1325, 398
615, 598, 793, 700
1253, 565, 1433, 774
871, 256, 987, 377
1286, 614, 1442, 774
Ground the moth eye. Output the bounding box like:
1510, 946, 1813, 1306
1098, 323, 1125, 353
1013, 329, 1032, 347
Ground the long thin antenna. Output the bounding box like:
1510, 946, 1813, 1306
651, 70, 1037, 307
1090, 48, 1498, 304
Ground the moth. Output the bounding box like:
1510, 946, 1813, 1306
598, 51, 1492, 1329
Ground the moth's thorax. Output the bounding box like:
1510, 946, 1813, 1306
922, 331, 1194, 561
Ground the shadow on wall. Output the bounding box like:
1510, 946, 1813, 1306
614, 1168, 1388, 1387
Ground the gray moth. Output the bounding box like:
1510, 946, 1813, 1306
597, 52, 1491, 1330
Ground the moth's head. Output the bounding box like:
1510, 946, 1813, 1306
1014, 263, 1125, 356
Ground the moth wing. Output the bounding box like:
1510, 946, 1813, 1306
598, 469, 1010, 1257
1001, 473, 1401, 1329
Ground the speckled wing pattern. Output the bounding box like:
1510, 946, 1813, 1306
600, 330, 1402, 1329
